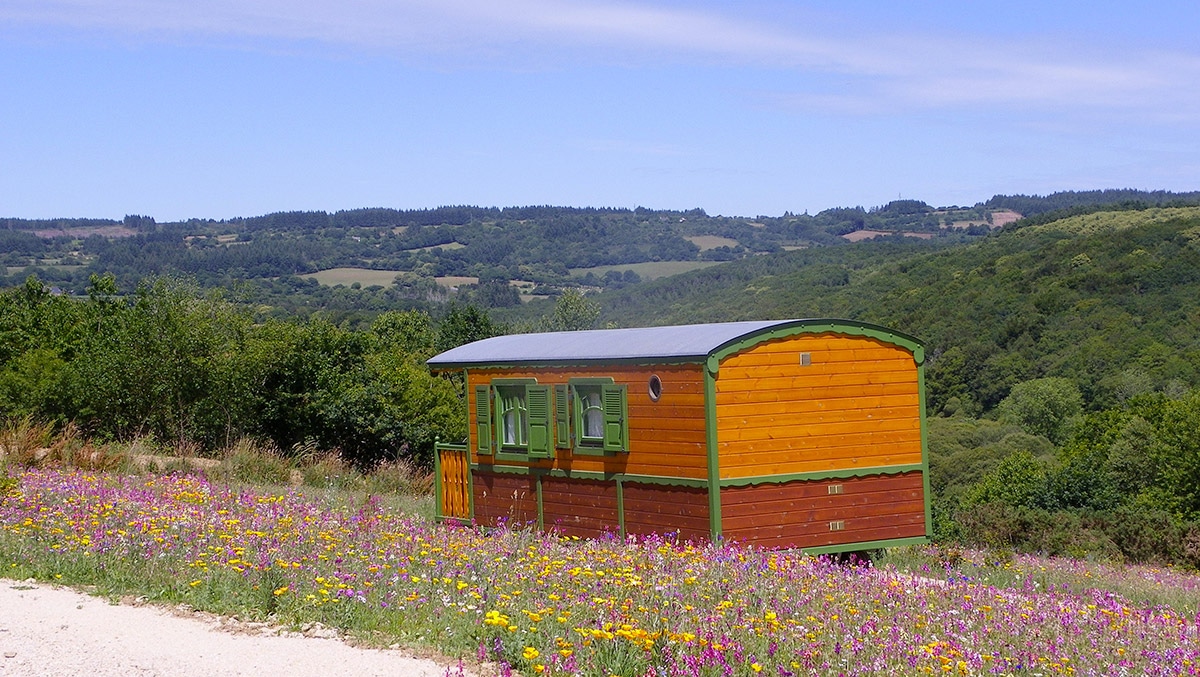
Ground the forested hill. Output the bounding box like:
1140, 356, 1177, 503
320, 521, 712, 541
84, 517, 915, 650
600, 206, 1200, 416
983, 188, 1200, 217
5, 189, 1198, 308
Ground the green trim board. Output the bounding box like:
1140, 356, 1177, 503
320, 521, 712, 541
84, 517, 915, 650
433, 437, 444, 519
704, 366, 722, 540
717, 464, 925, 488
615, 479, 625, 536
472, 462, 709, 487
536, 477, 544, 530
917, 361, 933, 538
799, 536, 928, 556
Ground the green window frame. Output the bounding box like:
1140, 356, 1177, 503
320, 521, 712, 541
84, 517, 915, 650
569, 378, 628, 454
476, 379, 551, 459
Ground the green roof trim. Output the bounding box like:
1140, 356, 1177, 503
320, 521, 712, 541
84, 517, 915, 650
708, 319, 924, 368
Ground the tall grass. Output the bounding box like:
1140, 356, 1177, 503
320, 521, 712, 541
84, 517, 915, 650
0, 417, 434, 501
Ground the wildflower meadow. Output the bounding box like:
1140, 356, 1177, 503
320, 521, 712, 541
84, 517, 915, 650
1, 467, 1198, 676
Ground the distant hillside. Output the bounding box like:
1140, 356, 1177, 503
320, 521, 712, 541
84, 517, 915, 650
600, 206, 1200, 415
4, 190, 1199, 322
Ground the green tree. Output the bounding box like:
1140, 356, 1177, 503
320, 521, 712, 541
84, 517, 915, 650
435, 303, 499, 353
996, 377, 1083, 444
548, 288, 600, 332
964, 450, 1047, 507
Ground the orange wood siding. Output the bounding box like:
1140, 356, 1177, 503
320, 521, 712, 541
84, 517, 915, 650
541, 477, 619, 539
715, 333, 922, 478
468, 364, 707, 479
720, 472, 926, 549
472, 472, 537, 528
622, 483, 710, 542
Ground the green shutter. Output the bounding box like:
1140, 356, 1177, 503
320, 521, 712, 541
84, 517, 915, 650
601, 384, 627, 452
474, 385, 492, 455
554, 384, 570, 448
527, 385, 552, 457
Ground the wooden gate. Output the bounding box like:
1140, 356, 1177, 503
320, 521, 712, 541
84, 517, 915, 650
434, 442, 470, 522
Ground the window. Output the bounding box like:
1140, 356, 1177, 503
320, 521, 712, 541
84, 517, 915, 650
497, 385, 528, 447
647, 374, 663, 401
579, 387, 605, 440
569, 379, 628, 453
474, 380, 551, 458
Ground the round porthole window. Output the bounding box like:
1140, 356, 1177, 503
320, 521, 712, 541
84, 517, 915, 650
648, 374, 663, 402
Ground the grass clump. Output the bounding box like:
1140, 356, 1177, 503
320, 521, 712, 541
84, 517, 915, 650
211, 438, 294, 486
300, 453, 364, 491
0, 416, 55, 466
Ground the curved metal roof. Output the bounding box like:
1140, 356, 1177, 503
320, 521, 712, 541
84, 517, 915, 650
427, 318, 921, 369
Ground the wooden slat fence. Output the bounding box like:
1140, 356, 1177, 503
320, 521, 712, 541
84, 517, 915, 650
435, 442, 470, 521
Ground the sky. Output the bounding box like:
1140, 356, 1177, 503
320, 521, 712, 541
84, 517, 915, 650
1, 1, 1198, 221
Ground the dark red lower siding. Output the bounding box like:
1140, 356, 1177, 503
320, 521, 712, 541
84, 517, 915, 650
720, 472, 927, 550
541, 477, 619, 539
623, 483, 710, 543
473, 472, 538, 528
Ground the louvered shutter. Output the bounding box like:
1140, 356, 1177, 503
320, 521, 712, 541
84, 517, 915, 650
527, 385, 552, 457
601, 384, 627, 452
554, 384, 570, 448
474, 385, 492, 455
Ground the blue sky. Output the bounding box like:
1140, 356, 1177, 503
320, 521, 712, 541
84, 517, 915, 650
2, 1, 1198, 220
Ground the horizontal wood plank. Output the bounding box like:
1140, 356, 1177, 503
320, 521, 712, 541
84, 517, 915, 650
716, 382, 918, 404
717, 393, 918, 418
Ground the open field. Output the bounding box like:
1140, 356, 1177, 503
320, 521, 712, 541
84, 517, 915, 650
4, 263, 86, 277
1, 465, 1197, 676
29, 225, 137, 239
570, 260, 722, 281
404, 242, 465, 252
435, 275, 479, 288
684, 235, 740, 250
302, 268, 404, 287
841, 230, 935, 242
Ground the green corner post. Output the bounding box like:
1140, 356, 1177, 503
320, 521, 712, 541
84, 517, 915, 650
704, 355, 723, 541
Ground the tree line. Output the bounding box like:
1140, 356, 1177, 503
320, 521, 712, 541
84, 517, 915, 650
0, 275, 503, 467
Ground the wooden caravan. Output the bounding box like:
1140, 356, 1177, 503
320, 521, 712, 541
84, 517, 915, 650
428, 319, 930, 554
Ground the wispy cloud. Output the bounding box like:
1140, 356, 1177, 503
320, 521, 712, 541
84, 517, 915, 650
4, 0, 1198, 116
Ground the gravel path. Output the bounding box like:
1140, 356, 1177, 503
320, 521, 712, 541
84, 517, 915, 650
0, 579, 466, 677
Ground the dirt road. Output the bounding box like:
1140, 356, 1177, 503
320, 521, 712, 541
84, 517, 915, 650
0, 579, 466, 677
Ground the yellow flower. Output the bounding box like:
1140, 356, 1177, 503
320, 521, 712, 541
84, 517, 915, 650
751, 663, 763, 673
522, 647, 540, 661
273, 586, 288, 596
